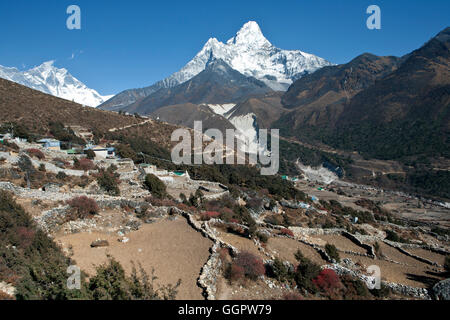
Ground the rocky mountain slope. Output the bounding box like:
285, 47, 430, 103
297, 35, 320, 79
124, 58, 273, 115
274, 53, 401, 135
0, 61, 112, 107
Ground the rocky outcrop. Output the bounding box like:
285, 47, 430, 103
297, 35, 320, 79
0, 282, 16, 298
432, 279, 450, 300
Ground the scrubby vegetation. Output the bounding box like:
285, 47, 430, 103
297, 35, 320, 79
87, 258, 181, 300
384, 229, 409, 244
96, 165, 120, 196
225, 251, 265, 283
320, 200, 374, 224
0, 190, 87, 299
0, 191, 180, 300
66, 196, 99, 220
73, 158, 95, 171
26, 148, 45, 160
48, 122, 85, 146
143, 174, 167, 199
325, 244, 340, 262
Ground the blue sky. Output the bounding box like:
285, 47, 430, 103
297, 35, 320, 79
0, 0, 448, 95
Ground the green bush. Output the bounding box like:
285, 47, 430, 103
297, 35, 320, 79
85, 149, 96, 160
115, 144, 137, 160
97, 166, 120, 196
269, 258, 292, 282
88, 257, 181, 300
144, 174, 167, 199
293, 250, 321, 293
325, 244, 340, 262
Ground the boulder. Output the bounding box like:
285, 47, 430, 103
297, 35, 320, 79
90, 240, 109, 248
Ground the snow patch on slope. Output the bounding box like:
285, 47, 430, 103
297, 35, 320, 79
0, 61, 112, 107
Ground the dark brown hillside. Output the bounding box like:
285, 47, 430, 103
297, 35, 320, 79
275, 53, 401, 134
123, 58, 273, 115
332, 27, 450, 160
282, 53, 400, 110
0, 77, 187, 151
0, 78, 141, 135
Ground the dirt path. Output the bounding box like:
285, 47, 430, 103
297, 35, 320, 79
108, 119, 153, 132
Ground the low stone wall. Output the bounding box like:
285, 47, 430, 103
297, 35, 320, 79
178, 210, 238, 300
203, 191, 229, 201
383, 241, 438, 266
328, 263, 431, 300
0, 181, 147, 204
342, 231, 375, 257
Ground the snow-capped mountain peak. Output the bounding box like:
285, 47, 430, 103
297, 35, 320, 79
151, 21, 333, 91
100, 20, 334, 110
0, 61, 112, 107
227, 21, 271, 47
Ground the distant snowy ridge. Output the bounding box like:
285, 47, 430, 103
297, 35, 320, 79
158, 21, 333, 91
0, 61, 112, 107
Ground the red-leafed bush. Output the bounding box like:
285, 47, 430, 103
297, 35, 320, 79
176, 203, 197, 213
280, 228, 294, 237
67, 196, 99, 219
200, 211, 221, 221
313, 269, 341, 293
229, 218, 240, 224
235, 251, 265, 280
228, 264, 245, 282
145, 197, 176, 207
282, 292, 303, 300
74, 158, 95, 171
219, 248, 230, 262
26, 148, 45, 160
16, 226, 35, 248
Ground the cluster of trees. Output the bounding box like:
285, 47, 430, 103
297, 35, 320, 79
0, 122, 33, 141
49, 122, 85, 146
